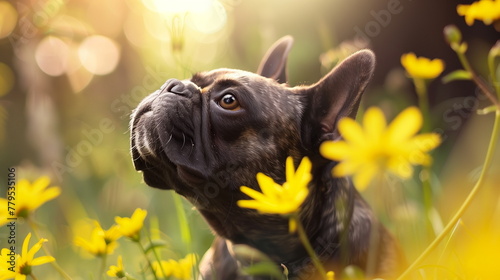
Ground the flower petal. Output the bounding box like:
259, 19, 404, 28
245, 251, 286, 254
387, 107, 422, 144
32, 176, 51, 193
289, 157, 312, 192
15, 274, 27, 280
255, 173, 281, 198
32, 187, 61, 209
239, 186, 269, 202
27, 238, 47, 261
410, 133, 441, 152
352, 163, 379, 191
338, 117, 365, 145
363, 107, 386, 141
401, 52, 444, 79
236, 200, 265, 210
236, 200, 279, 213
320, 141, 352, 160
285, 156, 295, 183
22, 233, 31, 257
289, 218, 297, 233
387, 156, 414, 178
332, 161, 359, 177
401, 52, 417, 75
30, 256, 55, 266
295, 157, 312, 181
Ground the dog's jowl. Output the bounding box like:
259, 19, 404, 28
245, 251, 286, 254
130, 36, 404, 279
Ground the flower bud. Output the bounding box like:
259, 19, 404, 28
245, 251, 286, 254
444, 25, 462, 45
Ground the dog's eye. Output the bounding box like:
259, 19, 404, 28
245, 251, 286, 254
219, 94, 240, 110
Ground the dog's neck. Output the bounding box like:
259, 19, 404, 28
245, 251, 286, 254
194, 162, 374, 275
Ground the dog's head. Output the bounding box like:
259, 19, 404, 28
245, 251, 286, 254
130, 36, 375, 229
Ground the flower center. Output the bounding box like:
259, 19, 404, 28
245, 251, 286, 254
17, 208, 29, 219
20, 263, 32, 275
116, 270, 126, 278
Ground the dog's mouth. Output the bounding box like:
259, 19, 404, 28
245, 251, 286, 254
130, 88, 210, 189
131, 118, 207, 189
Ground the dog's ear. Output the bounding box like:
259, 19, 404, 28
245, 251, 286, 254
296, 50, 375, 149
257, 36, 294, 83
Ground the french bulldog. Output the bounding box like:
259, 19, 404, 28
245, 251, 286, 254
130, 36, 404, 279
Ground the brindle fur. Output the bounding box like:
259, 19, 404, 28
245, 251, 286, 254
130, 36, 404, 279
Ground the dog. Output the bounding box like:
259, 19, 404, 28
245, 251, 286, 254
130, 36, 404, 279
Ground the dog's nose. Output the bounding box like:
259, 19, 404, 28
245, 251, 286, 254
161, 79, 199, 98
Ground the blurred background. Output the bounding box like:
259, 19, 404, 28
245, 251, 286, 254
0, 0, 499, 278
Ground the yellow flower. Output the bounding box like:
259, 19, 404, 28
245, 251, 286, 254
237, 157, 312, 215
107, 255, 126, 278
457, 0, 500, 26
152, 253, 196, 280
320, 107, 441, 190
74, 221, 121, 257
115, 208, 147, 241
0, 176, 61, 226
326, 271, 335, 280
400, 52, 445, 80
0, 233, 55, 280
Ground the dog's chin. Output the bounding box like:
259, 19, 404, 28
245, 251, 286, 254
176, 164, 206, 186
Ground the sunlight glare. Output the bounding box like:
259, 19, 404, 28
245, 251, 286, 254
189, 0, 227, 34
144, 0, 213, 14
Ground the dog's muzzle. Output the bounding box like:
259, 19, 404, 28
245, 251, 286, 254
130, 78, 205, 189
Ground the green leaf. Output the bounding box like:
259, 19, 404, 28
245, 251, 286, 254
242, 262, 284, 279
232, 244, 273, 263
144, 239, 168, 253
172, 192, 192, 245
233, 245, 284, 279
442, 70, 472, 84
477, 105, 498, 115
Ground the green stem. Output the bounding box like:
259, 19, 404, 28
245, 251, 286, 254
28, 219, 73, 280
412, 79, 436, 238
99, 254, 107, 280
456, 48, 473, 73
291, 214, 327, 280
142, 229, 167, 280
397, 109, 500, 279
30, 273, 38, 280
421, 167, 437, 238
413, 78, 431, 133
456, 51, 500, 108
488, 51, 500, 100
136, 240, 161, 280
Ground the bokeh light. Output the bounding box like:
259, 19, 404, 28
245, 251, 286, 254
0, 62, 14, 96
144, 0, 214, 14
78, 35, 120, 76
0, 1, 18, 39
35, 36, 70, 77
66, 44, 94, 93
188, 0, 227, 34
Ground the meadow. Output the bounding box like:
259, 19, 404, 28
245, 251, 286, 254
0, 0, 499, 279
